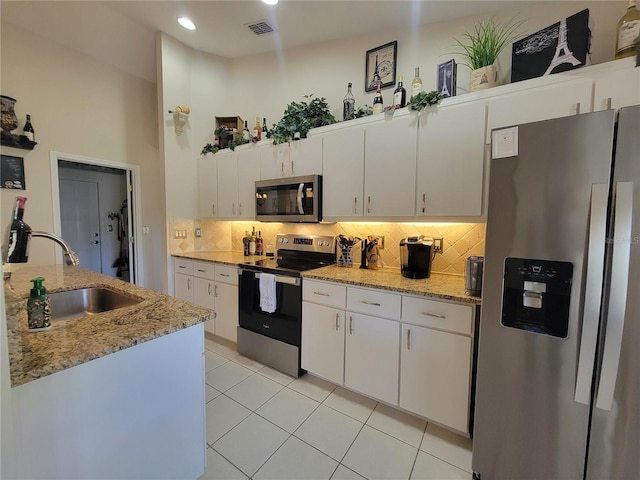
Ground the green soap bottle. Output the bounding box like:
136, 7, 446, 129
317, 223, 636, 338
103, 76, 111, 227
27, 277, 51, 331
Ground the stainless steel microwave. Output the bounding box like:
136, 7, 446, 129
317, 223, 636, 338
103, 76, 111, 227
255, 175, 322, 222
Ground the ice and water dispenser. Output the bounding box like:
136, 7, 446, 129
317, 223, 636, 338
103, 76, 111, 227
501, 258, 573, 338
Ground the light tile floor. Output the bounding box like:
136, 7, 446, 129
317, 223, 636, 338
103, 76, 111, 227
200, 335, 473, 480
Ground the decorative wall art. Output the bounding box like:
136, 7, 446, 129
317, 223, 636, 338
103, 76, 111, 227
1, 154, 26, 189
437, 59, 457, 98
365, 41, 397, 92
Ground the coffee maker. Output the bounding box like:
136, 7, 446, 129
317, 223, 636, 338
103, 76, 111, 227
400, 236, 434, 279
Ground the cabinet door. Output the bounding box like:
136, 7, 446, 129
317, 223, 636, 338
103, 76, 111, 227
364, 116, 417, 217
214, 282, 239, 342
322, 126, 365, 219
260, 143, 289, 179
289, 135, 323, 177
399, 324, 471, 433
174, 273, 193, 302
236, 147, 261, 219
216, 151, 239, 218
301, 302, 345, 385
486, 78, 593, 142
345, 312, 399, 405
193, 278, 216, 334
417, 102, 486, 217
593, 61, 640, 111
197, 155, 218, 218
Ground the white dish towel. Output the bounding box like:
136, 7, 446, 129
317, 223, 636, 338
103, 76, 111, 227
259, 273, 277, 313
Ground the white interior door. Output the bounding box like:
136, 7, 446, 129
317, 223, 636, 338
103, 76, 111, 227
60, 178, 102, 273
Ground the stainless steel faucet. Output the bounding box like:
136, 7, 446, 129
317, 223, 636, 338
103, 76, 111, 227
32, 231, 80, 266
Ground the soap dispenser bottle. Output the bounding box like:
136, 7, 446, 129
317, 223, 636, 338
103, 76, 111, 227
27, 277, 51, 331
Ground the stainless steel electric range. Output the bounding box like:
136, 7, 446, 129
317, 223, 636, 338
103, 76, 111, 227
237, 233, 336, 377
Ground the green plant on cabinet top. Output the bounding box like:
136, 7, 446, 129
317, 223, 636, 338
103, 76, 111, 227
269, 94, 337, 145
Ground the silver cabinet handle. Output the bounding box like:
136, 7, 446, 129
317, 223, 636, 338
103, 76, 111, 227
196, 268, 206, 273
314, 291, 329, 297
574, 102, 581, 115
604, 97, 612, 110
596, 182, 633, 411
367, 196, 371, 214
422, 193, 426, 214
208, 283, 212, 296
219, 273, 230, 277
281, 162, 285, 176
178, 265, 187, 269
187, 278, 191, 290
575, 183, 609, 405
407, 328, 411, 350
349, 316, 353, 335
335, 313, 340, 331
239, 202, 243, 215
362, 300, 381, 306
214, 284, 219, 297
291, 160, 295, 175
212, 203, 216, 215
354, 196, 358, 215
421, 311, 446, 319
232, 203, 236, 215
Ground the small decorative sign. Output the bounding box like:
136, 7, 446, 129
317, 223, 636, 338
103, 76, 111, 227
365, 41, 397, 92
1, 154, 26, 189
437, 59, 457, 98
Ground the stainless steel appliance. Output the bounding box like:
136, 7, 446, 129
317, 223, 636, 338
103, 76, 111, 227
399, 236, 434, 279
237, 233, 335, 377
464, 256, 484, 297
255, 175, 322, 222
473, 106, 640, 479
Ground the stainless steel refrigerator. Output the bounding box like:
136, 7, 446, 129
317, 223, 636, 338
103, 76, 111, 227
472, 105, 640, 479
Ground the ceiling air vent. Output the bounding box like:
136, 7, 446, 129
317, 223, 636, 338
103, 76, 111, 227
245, 20, 275, 36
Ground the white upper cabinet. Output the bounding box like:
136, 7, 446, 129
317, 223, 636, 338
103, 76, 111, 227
364, 115, 417, 217
417, 102, 487, 217
289, 135, 323, 177
260, 142, 289, 179
216, 150, 239, 218
197, 154, 218, 218
591, 59, 640, 111
236, 147, 261, 219
322, 126, 365, 219
486, 77, 593, 142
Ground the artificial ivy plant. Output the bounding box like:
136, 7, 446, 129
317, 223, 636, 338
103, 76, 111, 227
406, 91, 444, 112
269, 94, 337, 145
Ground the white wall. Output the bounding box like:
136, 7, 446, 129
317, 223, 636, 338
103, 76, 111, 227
0, 22, 165, 292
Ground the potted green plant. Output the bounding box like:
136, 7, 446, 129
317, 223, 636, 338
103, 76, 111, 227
453, 16, 525, 92
269, 94, 337, 145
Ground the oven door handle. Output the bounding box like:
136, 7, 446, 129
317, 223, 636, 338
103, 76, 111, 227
241, 269, 301, 286
297, 183, 304, 215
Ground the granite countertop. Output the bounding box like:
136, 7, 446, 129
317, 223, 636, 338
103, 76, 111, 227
173, 251, 481, 305
4, 265, 213, 388
303, 265, 481, 305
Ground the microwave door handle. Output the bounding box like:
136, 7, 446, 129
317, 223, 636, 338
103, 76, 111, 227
297, 183, 304, 214
575, 183, 608, 405
596, 182, 633, 411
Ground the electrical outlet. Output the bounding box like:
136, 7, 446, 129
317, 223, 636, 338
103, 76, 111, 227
173, 229, 187, 239
143, 226, 150, 235
433, 237, 444, 253
195, 228, 202, 238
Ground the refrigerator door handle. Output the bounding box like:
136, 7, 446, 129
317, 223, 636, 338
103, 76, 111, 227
596, 182, 633, 411
574, 183, 609, 405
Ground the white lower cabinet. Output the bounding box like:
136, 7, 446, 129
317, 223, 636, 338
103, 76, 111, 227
301, 302, 345, 385
345, 312, 400, 405
213, 279, 239, 342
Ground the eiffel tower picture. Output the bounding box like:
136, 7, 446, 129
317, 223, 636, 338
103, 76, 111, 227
544, 18, 582, 75
369, 54, 382, 90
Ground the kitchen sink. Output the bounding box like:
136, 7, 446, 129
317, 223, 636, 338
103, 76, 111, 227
49, 287, 143, 322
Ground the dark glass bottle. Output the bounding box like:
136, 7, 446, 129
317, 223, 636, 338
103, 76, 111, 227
393, 75, 407, 108
343, 82, 355, 120
6, 196, 32, 263
372, 82, 384, 114
23, 114, 35, 141
262, 118, 269, 139
243, 120, 251, 141
256, 230, 264, 255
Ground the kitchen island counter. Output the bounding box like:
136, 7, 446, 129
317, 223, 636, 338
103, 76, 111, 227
4, 264, 213, 387
302, 265, 481, 305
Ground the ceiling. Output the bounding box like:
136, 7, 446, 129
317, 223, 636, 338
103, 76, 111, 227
1, 1, 558, 83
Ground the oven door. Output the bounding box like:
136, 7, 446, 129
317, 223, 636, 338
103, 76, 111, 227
238, 269, 302, 346
255, 174, 321, 222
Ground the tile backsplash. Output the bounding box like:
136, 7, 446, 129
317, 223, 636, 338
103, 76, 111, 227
169, 220, 485, 276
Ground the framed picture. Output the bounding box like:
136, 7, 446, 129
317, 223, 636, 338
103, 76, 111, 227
1, 155, 25, 190
365, 41, 397, 92
437, 59, 457, 98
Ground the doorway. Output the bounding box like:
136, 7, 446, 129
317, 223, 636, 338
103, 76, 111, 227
50, 152, 142, 285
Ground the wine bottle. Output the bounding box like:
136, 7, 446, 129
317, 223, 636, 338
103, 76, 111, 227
256, 230, 264, 255
22, 114, 34, 142
393, 75, 407, 108
372, 82, 384, 114
243, 120, 251, 141
243, 230, 250, 256
262, 118, 269, 139
6, 196, 32, 263
343, 82, 355, 120
249, 227, 257, 255
411, 67, 423, 98
253, 117, 262, 141
615, 0, 640, 59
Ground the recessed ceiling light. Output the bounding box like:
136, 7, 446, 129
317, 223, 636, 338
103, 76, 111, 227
178, 17, 196, 30
262, 0, 278, 5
